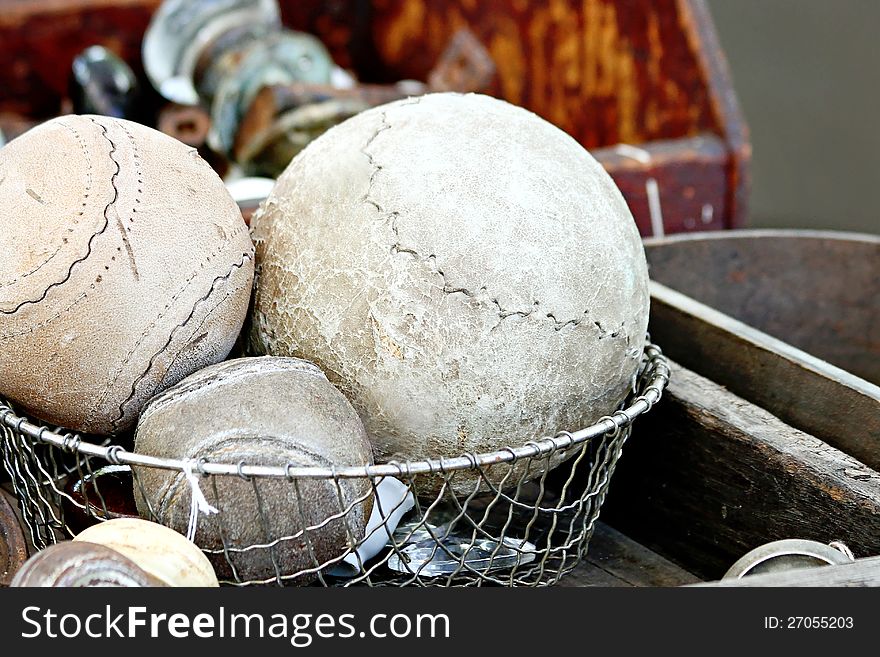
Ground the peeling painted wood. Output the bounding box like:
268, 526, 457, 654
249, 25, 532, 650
594, 135, 728, 235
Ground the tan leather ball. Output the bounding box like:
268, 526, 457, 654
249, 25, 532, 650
0, 115, 254, 434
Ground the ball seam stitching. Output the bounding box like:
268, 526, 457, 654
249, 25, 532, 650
0, 117, 115, 315
108, 249, 254, 431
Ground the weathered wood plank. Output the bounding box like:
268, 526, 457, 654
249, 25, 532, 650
648, 281, 880, 473
0, 488, 27, 587
694, 556, 880, 587
559, 560, 631, 588
559, 521, 699, 587
581, 521, 700, 587
601, 361, 880, 581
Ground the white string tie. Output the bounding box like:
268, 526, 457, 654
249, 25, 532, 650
183, 460, 218, 542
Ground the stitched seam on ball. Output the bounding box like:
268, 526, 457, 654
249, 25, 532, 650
113, 122, 143, 281
360, 111, 391, 214
393, 239, 614, 334
109, 250, 254, 430
359, 111, 624, 339
0, 244, 63, 290
0, 120, 93, 289
155, 273, 243, 389
0, 118, 115, 314
0, 292, 88, 340
96, 222, 252, 412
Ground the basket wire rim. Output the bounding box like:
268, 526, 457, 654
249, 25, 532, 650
0, 341, 668, 481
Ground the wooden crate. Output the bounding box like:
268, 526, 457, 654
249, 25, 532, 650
598, 230, 880, 585
0, 0, 749, 236
602, 360, 880, 580
645, 230, 880, 469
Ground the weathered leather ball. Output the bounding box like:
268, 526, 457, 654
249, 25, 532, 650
74, 518, 218, 586
132, 357, 374, 584
249, 93, 649, 493
0, 115, 254, 434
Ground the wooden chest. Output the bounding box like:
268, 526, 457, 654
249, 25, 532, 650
0, 0, 749, 237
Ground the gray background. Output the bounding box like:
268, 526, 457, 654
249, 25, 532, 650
707, 0, 879, 235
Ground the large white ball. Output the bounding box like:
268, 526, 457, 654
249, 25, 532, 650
250, 93, 649, 491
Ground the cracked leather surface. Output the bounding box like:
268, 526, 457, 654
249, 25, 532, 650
133, 356, 374, 583
249, 93, 650, 493
0, 115, 255, 434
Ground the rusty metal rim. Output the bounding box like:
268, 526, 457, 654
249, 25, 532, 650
0, 489, 28, 586
643, 228, 880, 247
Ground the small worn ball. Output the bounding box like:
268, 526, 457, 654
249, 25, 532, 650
0, 115, 254, 434
249, 93, 649, 493
132, 356, 374, 584
74, 518, 219, 587
11, 541, 167, 587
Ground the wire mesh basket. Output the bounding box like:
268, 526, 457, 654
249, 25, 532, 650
0, 341, 668, 587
